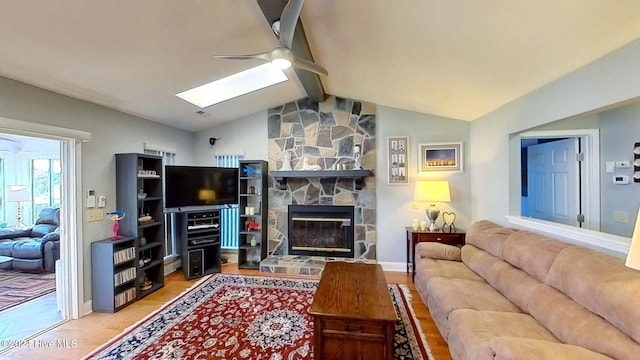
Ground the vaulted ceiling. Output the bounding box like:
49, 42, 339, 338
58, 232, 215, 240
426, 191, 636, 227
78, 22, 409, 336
1, 1, 640, 131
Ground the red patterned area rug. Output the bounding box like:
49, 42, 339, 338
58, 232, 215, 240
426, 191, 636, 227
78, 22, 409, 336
84, 274, 433, 360
0, 270, 56, 312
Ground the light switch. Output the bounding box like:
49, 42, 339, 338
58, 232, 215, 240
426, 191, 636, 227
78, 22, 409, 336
614, 210, 629, 224
87, 209, 104, 222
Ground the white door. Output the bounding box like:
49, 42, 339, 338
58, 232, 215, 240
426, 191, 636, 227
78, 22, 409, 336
527, 138, 581, 226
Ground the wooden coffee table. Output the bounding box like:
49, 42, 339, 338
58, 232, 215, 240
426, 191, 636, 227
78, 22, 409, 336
310, 262, 397, 360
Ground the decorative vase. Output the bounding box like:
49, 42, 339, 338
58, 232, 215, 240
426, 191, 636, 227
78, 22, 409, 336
280, 151, 292, 171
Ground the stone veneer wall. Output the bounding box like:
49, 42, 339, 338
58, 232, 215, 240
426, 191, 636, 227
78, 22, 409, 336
267, 96, 377, 260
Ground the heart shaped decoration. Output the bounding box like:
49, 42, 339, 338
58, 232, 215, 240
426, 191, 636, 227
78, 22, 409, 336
442, 212, 456, 226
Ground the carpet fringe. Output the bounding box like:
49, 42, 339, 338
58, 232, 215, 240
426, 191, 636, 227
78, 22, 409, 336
399, 284, 436, 360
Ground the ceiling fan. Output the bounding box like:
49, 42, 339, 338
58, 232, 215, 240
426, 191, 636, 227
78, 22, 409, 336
215, 0, 328, 76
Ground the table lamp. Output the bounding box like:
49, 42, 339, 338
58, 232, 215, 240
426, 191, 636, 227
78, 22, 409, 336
414, 180, 451, 231
7, 185, 31, 229
625, 207, 640, 271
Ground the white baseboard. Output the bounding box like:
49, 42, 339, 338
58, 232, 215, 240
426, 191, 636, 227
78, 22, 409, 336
82, 300, 92, 316
378, 261, 406, 272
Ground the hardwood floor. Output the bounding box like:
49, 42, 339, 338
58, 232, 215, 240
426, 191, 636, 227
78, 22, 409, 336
0, 291, 63, 351
0, 264, 452, 360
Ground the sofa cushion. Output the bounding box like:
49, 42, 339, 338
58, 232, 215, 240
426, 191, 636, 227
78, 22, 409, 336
447, 309, 559, 360
546, 246, 640, 345
12, 239, 43, 259
30, 223, 57, 238
462, 244, 502, 281
427, 277, 522, 315
465, 220, 518, 258
483, 258, 545, 312
501, 230, 572, 282
34, 207, 60, 226
416, 258, 483, 282
11, 258, 43, 272
422, 277, 522, 341
525, 282, 640, 360
489, 337, 615, 360
0, 228, 31, 239
0, 240, 14, 256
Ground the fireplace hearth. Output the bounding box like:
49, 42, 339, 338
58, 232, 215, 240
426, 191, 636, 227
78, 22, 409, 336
288, 205, 354, 258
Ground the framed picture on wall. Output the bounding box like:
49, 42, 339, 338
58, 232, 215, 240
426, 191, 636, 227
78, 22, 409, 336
418, 142, 463, 173
387, 136, 409, 184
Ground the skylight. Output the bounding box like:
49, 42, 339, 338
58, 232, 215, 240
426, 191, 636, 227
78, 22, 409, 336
176, 63, 288, 108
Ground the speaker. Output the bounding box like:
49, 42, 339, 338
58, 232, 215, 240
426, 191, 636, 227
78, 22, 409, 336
186, 249, 204, 279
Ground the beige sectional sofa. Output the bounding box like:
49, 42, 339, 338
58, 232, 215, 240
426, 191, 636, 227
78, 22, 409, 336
414, 220, 640, 360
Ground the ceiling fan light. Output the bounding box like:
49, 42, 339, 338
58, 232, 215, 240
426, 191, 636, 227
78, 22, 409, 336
271, 58, 292, 70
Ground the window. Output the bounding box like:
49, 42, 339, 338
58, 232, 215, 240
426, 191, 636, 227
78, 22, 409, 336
215, 155, 241, 249
31, 159, 61, 216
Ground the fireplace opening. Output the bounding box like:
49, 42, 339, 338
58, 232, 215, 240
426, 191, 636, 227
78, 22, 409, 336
288, 205, 354, 258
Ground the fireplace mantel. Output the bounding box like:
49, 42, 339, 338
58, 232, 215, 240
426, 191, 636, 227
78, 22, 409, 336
270, 169, 371, 190
270, 169, 371, 178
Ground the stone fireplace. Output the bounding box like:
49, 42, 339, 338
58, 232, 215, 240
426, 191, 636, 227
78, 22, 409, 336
261, 96, 377, 274
288, 205, 354, 258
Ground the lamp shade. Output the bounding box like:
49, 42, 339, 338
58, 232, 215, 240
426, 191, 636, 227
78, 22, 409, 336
414, 180, 451, 203
6, 185, 30, 202
626, 208, 640, 270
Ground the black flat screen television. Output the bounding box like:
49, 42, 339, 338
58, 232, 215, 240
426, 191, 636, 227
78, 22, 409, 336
164, 165, 238, 211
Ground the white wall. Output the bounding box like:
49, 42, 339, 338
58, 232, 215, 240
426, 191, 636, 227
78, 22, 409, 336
470, 38, 640, 248
193, 111, 269, 166
0, 76, 195, 301
600, 102, 640, 236
375, 106, 470, 263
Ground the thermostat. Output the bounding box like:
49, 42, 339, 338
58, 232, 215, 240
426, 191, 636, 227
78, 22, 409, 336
612, 175, 630, 184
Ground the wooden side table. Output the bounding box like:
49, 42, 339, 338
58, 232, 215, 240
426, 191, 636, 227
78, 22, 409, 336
406, 227, 466, 281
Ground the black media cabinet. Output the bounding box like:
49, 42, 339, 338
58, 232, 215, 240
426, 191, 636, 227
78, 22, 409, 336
176, 210, 222, 279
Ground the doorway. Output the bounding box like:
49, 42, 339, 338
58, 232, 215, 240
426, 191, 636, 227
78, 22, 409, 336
523, 137, 581, 226
0, 117, 88, 353
0, 133, 64, 350
519, 129, 600, 231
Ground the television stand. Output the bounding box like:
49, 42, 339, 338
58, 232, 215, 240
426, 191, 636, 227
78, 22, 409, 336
177, 210, 222, 279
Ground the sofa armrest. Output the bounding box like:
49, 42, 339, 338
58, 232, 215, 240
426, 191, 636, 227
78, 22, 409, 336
490, 337, 615, 360
416, 242, 462, 261
41, 229, 60, 244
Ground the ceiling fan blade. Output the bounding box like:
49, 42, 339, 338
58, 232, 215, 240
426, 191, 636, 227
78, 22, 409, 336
279, 0, 304, 49
292, 56, 328, 76
214, 52, 272, 62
